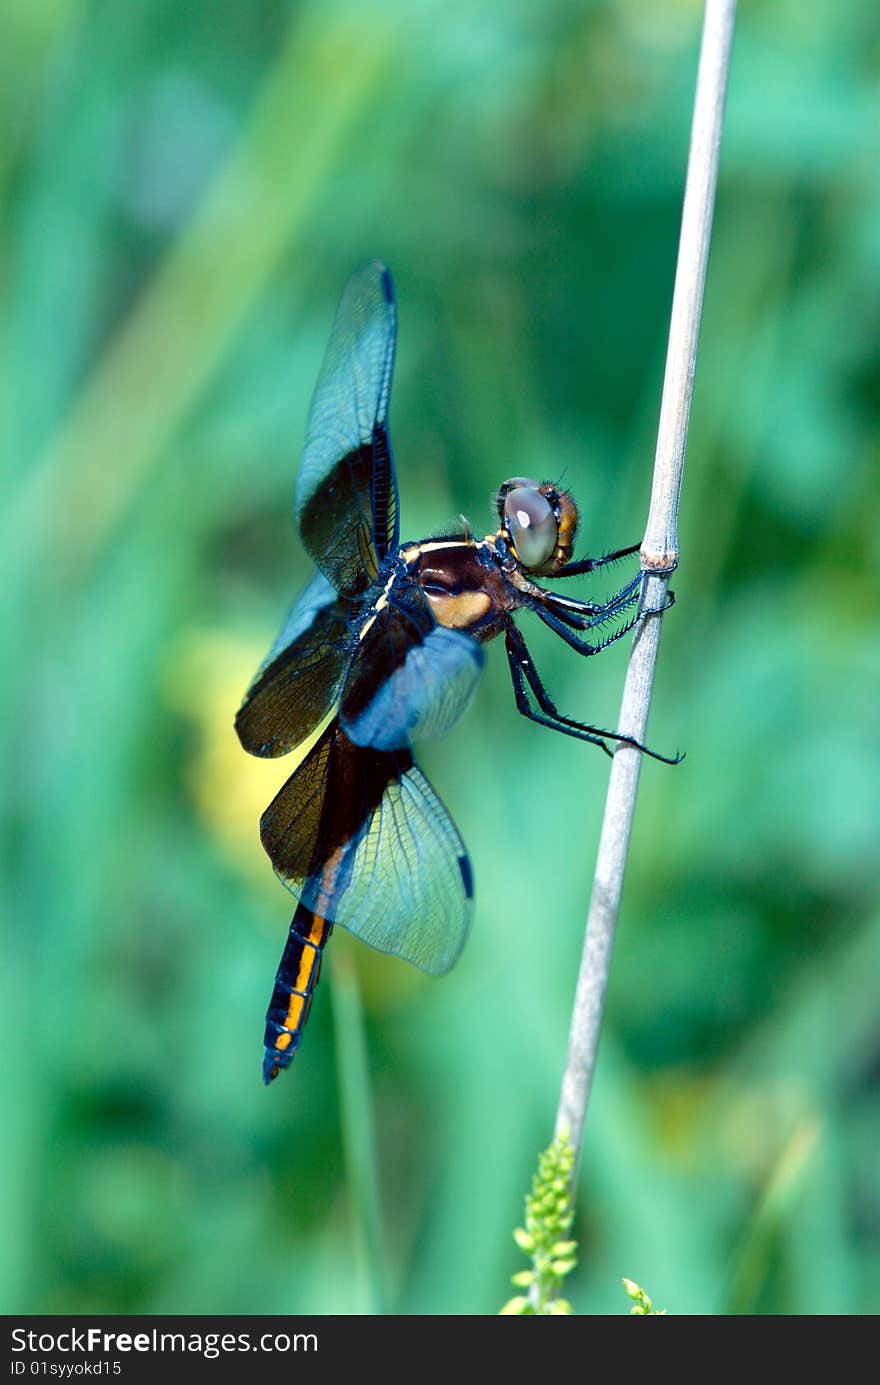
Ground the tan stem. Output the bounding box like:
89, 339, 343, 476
554, 0, 737, 1164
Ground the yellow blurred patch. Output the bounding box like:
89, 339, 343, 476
718, 1078, 815, 1184
644, 1069, 716, 1164
161, 627, 327, 888
353, 934, 429, 1016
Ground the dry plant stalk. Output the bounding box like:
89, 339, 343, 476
554, 0, 737, 1164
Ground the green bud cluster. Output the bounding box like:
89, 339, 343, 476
622, 1278, 667, 1315
500, 1133, 577, 1315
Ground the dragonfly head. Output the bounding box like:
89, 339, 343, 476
495, 477, 578, 574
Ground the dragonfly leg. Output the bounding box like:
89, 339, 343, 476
543, 542, 641, 578
543, 570, 643, 629
505, 622, 612, 756
503, 619, 683, 765
641, 589, 676, 618
526, 597, 642, 652
547, 548, 680, 581
530, 580, 675, 648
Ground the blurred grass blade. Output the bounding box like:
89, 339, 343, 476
9, 7, 394, 576
330, 946, 387, 1315
724, 1117, 820, 1314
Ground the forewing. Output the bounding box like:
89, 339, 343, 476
235, 570, 350, 758
260, 719, 472, 975
340, 581, 483, 750
295, 262, 399, 597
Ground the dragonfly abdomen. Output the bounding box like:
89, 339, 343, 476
263, 904, 334, 1083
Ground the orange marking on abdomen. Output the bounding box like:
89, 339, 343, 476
282, 992, 305, 1032
306, 913, 327, 947
293, 946, 318, 995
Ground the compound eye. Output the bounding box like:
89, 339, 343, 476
503, 486, 557, 569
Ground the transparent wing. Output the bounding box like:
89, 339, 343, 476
340, 581, 483, 751
260, 719, 473, 975
235, 570, 350, 758
295, 262, 399, 598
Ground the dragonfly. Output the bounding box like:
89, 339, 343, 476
235, 261, 677, 1083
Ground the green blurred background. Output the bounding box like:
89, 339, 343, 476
2, 0, 878, 1316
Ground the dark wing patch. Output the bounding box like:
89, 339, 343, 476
295, 262, 399, 598
260, 719, 472, 975
235, 570, 350, 758
340, 582, 483, 751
